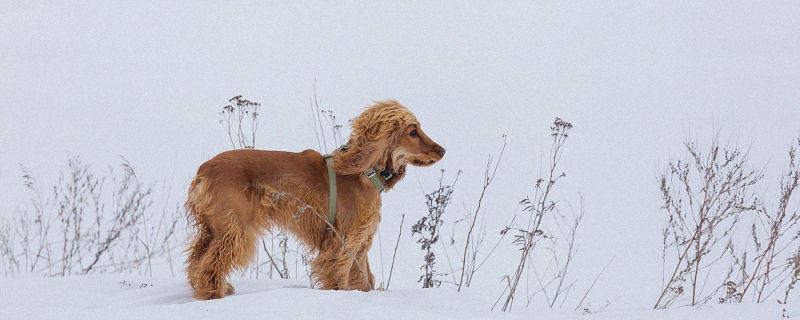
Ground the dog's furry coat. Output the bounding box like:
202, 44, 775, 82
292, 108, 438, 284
185, 100, 445, 299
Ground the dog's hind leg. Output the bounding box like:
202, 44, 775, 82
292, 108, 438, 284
190, 213, 257, 300
186, 217, 213, 290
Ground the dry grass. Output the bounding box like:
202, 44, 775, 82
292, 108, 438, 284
496, 117, 573, 312
740, 138, 800, 303
655, 134, 762, 308
0, 157, 180, 277
456, 135, 506, 291
219, 95, 261, 150
655, 135, 800, 308
412, 169, 460, 288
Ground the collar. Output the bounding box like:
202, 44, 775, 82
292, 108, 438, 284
364, 164, 392, 193
333, 144, 391, 193
323, 145, 391, 226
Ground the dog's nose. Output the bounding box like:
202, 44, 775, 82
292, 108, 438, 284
438, 147, 446, 157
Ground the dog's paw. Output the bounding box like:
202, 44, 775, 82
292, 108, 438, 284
224, 281, 236, 295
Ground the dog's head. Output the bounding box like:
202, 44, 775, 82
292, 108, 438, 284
392, 121, 445, 167
342, 100, 445, 190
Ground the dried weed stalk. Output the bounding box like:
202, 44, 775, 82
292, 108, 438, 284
309, 88, 344, 153
497, 118, 572, 312
741, 138, 800, 303
530, 197, 586, 308
220, 95, 261, 150
412, 169, 460, 288
655, 134, 762, 308
457, 135, 506, 291
0, 157, 180, 276
270, 192, 370, 287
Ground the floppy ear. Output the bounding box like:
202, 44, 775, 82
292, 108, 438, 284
351, 118, 392, 143
334, 140, 389, 175
334, 112, 395, 174
334, 100, 417, 175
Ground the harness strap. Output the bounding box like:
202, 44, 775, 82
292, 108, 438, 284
323, 154, 337, 227
364, 165, 392, 193
322, 145, 391, 227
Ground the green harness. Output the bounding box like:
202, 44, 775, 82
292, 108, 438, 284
322, 146, 390, 227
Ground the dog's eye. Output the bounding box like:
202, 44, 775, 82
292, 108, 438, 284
410, 129, 418, 138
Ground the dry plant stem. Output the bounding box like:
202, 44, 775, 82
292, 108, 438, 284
412, 170, 459, 288
740, 141, 800, 302
654, 233, 696, 308
322, 109, 344, 147
782, 250, 800, 303
468, 207, 522, 285
310, 85, 328, 153
220, 95, 261, 150
503, 126, 564, 310
308, 88, 344, 152
141, 205, 152, 277
21, 166, 51, 274
654, 134, 762, 308
1, 157, 181, 277
458, 135, 506, 292
492, 278, 512, 310
378, 228, 385, 287
575, 257, 614, 311
438, 232, 458, 285
501, 118, 571, 312
271, 192, 370, 288
534, 198, 585, 308
261, 238, 285, 279
386, 214, 404, 290
84, 159, 152, 274
279, 234, 290, 279
155, 174, 179, 277
529, 259, 561, 304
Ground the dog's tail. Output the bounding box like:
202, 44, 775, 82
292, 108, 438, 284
184, 175, 215, 265
185, 175, 211, 230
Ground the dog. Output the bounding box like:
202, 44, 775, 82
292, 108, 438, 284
185, 100, 445, 299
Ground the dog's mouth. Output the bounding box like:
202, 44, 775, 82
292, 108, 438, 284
412, 159, 437, 166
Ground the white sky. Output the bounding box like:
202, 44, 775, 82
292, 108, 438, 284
2, 1, 800, 308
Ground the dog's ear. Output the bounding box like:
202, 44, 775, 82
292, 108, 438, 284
336, 100, 417, 175
335, 141, 382, 175
350, 100, 416, 142
350, 115, 400, 144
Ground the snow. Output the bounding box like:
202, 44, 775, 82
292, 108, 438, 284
0, 274, 794, 320
2, 1, 800, 319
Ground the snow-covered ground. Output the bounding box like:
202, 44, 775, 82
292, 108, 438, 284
2, 1, 800, 319
1, 273, 795, 320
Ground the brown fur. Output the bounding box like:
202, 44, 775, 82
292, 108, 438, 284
185, 100, 445, 299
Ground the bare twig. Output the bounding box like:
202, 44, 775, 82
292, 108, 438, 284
261, 238, 285, 279
1, 157, 182, 277
412, 170, 460, 288
220, 95, 262, 150
500, 118, 572, 312
271, 192, 370, 288
655, 133, 762, 308
575, 257, 614, 311
458, 135, 506, 291
386, 214, 405, 290
310, 85, 328, 153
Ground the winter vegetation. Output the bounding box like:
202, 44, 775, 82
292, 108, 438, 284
0, 158, 180, 277
2, 2, 799, 319
3, 96, 800, 318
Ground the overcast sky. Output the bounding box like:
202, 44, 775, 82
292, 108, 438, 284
2, 1, 799, 308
